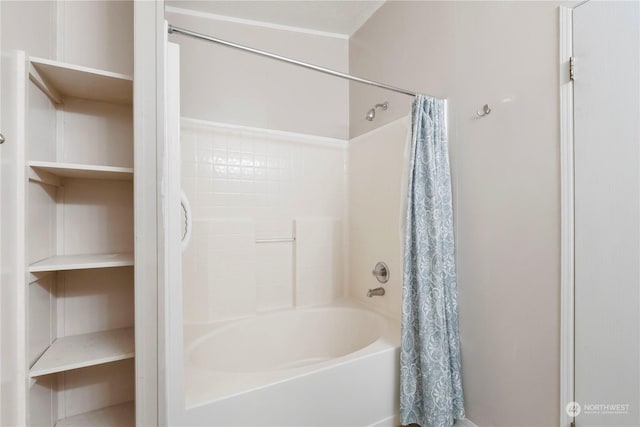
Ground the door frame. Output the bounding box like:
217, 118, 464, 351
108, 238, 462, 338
559, 5, 574, 427
133, 1, 166, 425
0, 49, 27, 427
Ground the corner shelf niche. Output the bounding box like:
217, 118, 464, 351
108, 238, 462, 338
29, 57, 133, 105
30, 327, 134, 377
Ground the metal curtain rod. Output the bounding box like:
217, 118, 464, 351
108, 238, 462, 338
168, 25, 419, 98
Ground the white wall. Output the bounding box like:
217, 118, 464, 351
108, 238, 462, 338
166, 8, 349, 139
58, 1, 133, 75
348, 116, 409, 320
0, 1, 56, 59
349, 2, 563, 425
0, 1, 133, 75
181, 120, 346, 323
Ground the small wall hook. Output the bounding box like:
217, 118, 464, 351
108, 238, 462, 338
476, 104, 491, 117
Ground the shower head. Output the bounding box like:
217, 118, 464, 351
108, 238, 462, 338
366, 109, 376, 121
365, 101, 389, 121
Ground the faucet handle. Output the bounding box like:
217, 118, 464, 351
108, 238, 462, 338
372, 262, 389, 283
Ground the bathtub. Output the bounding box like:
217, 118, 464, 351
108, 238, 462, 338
182, 300, 401, 426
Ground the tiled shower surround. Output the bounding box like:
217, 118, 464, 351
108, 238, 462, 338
180, 119, 347, 323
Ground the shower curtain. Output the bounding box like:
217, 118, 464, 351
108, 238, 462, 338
401, 95, 465, 427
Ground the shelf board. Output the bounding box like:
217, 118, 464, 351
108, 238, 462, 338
29, 57, 133, 105
29, 161, 133, 186
30, 327, 134, 377
55, 401, 134, 427
29, 253, 134, 273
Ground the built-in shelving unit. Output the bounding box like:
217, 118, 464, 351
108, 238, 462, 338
25, 16, 135, 424
54, 401, 134, 427
28, 253, 134, 273
30, 328, 134, 377
29, 57, 133, 105
29, 161, 133, 184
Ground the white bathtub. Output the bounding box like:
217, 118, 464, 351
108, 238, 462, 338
182, 300, 400, 426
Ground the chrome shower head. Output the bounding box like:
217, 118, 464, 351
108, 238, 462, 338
365, 101, 388, 121
366, 108, 376, 121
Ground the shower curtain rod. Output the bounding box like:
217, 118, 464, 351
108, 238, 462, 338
168, 25, 420, 97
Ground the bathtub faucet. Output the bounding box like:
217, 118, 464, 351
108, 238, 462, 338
367, 287, 385, 297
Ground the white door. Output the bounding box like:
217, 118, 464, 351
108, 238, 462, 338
0, 50, 27, 427
574, 1, 640, 425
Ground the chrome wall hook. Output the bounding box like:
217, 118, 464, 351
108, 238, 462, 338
476, 104, 491, 117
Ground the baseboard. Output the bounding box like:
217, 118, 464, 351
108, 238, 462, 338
455, 418, 479, 427
368, 415, 477, 427
368, 414, 400, 427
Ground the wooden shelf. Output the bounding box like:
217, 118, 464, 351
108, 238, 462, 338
29, 253, 134, 273
30, 327, 134, 377
29, 57, 133, 105
55, 401, 134, 427
29, 161, 133, 186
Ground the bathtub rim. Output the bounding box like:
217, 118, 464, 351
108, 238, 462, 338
186, 301, 389, 373
183, 299, 400, 407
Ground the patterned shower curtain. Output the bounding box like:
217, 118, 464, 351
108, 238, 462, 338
400, 95, 465, 427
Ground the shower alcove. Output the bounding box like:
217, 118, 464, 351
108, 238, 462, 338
158, 4, 410, 422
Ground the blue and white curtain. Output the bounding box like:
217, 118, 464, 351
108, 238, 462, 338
400, 95, 465, 427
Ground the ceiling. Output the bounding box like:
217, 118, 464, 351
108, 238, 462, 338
165, 1, 385, 36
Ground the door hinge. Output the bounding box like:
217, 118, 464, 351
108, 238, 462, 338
569, 56, 575, 81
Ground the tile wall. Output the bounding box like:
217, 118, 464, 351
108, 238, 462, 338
181, 119, 347, 323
